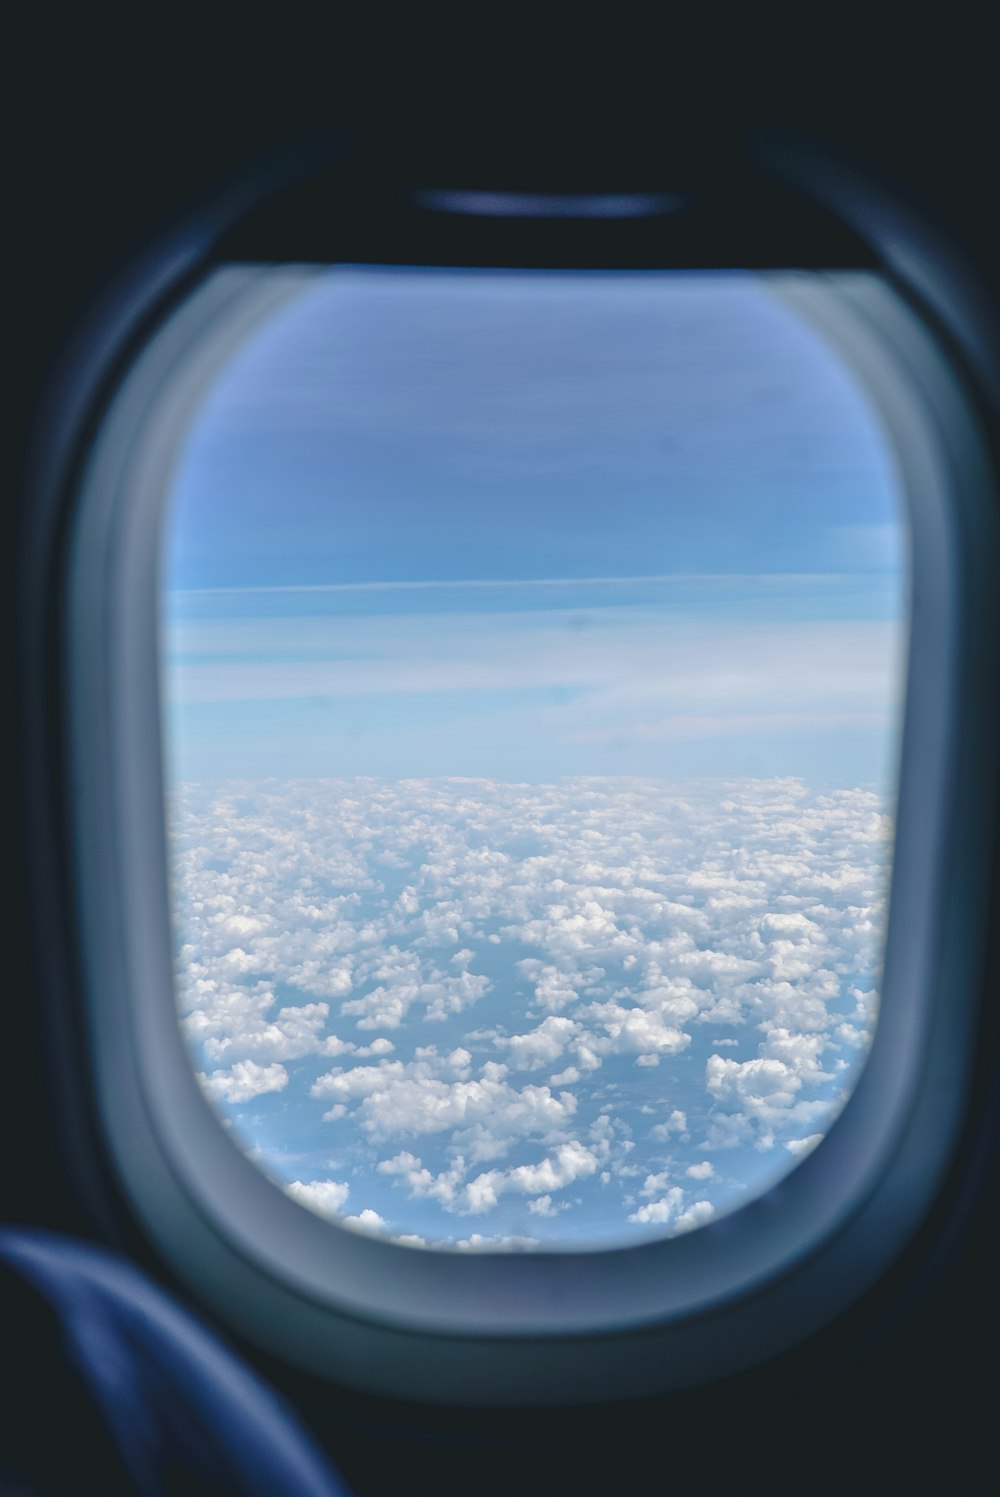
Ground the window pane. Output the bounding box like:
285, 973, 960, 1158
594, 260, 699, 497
161, 267, 906, 1250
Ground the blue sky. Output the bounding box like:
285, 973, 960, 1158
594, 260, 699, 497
162, 267, 906, 788
165, 269, 899, 587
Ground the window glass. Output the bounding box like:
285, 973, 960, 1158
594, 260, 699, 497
161, 268, 906, 1250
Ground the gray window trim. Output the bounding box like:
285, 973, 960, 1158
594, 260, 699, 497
65, 263, 1000, 1404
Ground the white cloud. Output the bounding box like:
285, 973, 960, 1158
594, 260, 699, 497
186, 991, 337, 1065
173, 774, 890, 1245
686, 1161, 715, 1180
339, 948, 492, 1030
674, 1200, 715, 1232
312, 1051, 578, 1146
464, 1141, 600, 1215
583, 1001, 692, 1059
494, 1016, 578, 1071
284, 1179, 350, 1217
785, 1133, 824, 1157
342, 1208, 387, 1235
454, 1235, 539, 1253
527, 1194, 571, 1217
376, 1140, 600, 1218
705, 1026, 834, 1147
355, 1036, 395, 1057
198, 1059, 288, 1103
377, 1150, 424, 1177
649, 1109, 688, 1141
629, 1188, 684, 1224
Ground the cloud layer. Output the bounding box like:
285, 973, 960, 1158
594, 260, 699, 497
172, 775, 891, 1249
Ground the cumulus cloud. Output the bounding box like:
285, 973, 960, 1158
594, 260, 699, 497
375, 1137, 605, 1219
340, 949, 492, 1030
629, 1188, 684, 1224
705, 1027, 833, 1148
312, 1050, 577, 1146
494, 1016, 579, 1071
172, 774, 890, 1247
463, 1141, 600, 1215
579, 1000, 692, 1060
674, 1200, 715, 1232
284, 1179, 350, 1217
342, 1208, 387, 1234
649, 1109, 689, 1141
785, 1133, 824, 1156
527, 1194, 571, 1217
454, 1235, 539, 1253
198, 1059, 288, 1102
686, 1161, 715, 1180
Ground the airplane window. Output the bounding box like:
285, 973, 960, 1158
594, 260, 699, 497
160, 266, 906, 1252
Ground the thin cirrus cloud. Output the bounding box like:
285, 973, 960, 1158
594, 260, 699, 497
164, 598, 898, 713
170, 571, 865, 597
162, 596, 903, 784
